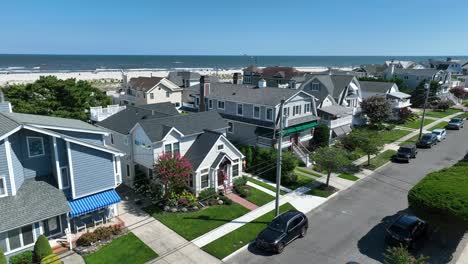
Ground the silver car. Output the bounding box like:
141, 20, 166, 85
432, 128, 447, 141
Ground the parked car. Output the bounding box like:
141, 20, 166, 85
256, 210, 308, 253
431, 128, 447, 141
416, 133, 438, 148
393, 144, 417, 163
447, 118, 464, 130
386, 214, 428, 249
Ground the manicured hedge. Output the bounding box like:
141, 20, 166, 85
408, 161, 468, 223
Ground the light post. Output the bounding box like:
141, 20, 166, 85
418, 83, 430, 140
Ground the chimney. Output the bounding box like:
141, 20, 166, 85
233, 73, 243, 84
257, 79, 267, 88
199, 76, 210, 112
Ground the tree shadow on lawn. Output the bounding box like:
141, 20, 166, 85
357, 208, 466, 264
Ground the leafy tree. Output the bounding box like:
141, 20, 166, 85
251, 148, 299, 183
398, 107, 413, 121
155, 153, 193, 197
411, 81, 440, 107
3, 76, 111, 121
384, 245, 428, 264
311, 147, 350, 187
361, 96, 391, 124
0, 249, 6, 264
33, 235, 52, 263
434, 99, 452, 111
347, 130, 382, 166
311, 124, 330, 148
450, 86, 466, 99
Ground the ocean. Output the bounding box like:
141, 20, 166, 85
1, 54, 467, 72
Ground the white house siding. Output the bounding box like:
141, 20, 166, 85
152, 131, 197, 160
132, 125, 154, 169
145, 84, 182, 106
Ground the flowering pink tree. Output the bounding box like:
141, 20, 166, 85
155, 153, 193, 197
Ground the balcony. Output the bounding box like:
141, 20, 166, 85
90, 105, 126, 122
322, 115, 353, 129
388, 99, 411, 109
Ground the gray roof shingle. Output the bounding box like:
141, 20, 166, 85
318, 105, 353, 116
360, 81, 396, 94
391, 68, 442, 77
184, 130, 223, 170
0, 178, 70, 233
0, 113, 20, 138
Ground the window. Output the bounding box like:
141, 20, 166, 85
166, 91, 170, 98
43, 216, 61, 237
304, 103, 311, 113
8, 229, 21, 251
165, 142, 179, 157
61, 167, 70, 189
201, 169, 209, 188
217, 144, 224, 151
266, 108, 273, 121
284, 107, 290, 117
165, 144, 172, 156
0, 177, 6, 197
27, 137, 45, 157
173, 142, 180, 156
3, 224, 35, 253
218, 100, 225, 110
208, 99, 213, 109
237, 104, 243, 116
293, 105, 301, 116
150, 93, 154, 99
227, 122, 234, 133
232, 164, 239, 177
253, 106, 260, 119
311, 83, 320, 91
126, 165, 130, 177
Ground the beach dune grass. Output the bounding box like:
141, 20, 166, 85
84, 233, 158, 264
202, 203, 296, 259
145, 203, 250, 241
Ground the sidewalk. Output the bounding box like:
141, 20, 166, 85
117, 199, 220, 264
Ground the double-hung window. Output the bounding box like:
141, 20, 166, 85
232, 164, 239, 177
237, 103, 243, 116
27, 136, 45, 158
173, 142, 180, 156
266, 108, 273, 121
218, 100, 225, 110
150, 93, 154, 99
164, 144, 172, 156
208, 99, 213, 109
1, 224, 35, 253
293, 105, 301, 116
253, 106, 260, 119
200, 169, 209, 188
0, 177, 6, 197
165, 142, 180, 157
304, 103, 311, 113
311, 83, 320, 91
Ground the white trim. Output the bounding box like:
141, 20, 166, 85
253, 105, 261, 119
2, 223, 36, 255
73, 187, 115, 200
60, 166, 70, 189
160, 127, 184, 142
66, 142, 76, 199
217, 100, 225, 110
53, 137, 62, 189
4, 137, 16, 196
195, 136, 244, 171
0, 176, 8, 198
0, 126, 21, 142
30, 124, 108, 135
26, 136, 45, 158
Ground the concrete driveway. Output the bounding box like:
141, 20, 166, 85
227, 126, 468, 264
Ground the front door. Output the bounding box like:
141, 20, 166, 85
218, 169, 225, 186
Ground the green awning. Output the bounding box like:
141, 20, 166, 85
282, 121, 318, 136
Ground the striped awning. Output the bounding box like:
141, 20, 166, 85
69, 189, 121, 217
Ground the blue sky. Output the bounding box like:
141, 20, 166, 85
1, 0, 467, 55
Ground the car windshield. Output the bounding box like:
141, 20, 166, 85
450, 118, 461, 123
432, 131, 441, 135
269, 217, 287, 232
389, 224, 410, 237
398, 148, 411, 153
422, 135, 432, 140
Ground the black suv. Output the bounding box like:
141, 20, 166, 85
386, 214, 427, 249
256, 210, 308, 253
416, 133, 438, 148
393, 144, 417, 162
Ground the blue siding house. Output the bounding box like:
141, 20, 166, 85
0, 101, 124, 259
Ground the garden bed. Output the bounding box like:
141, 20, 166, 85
305, 184, 338, 198
84, 232, 158, 264
201, 203, 296, 259
361, 150, 397, 170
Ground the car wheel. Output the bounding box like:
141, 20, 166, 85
300, 226, 307, 238
276, 242, 285, 253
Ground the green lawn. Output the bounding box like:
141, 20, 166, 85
295, 167, 322, 178
399, 118, 435, 129
338, 173, 359, 181
399, 134, 420, 146
362, 150, 397, 170
378, 129, 413, 144
431, 121, 449, 130
246, 187, 275, 206
425, 108, 462, 118
305, 186, 335, 198
145, 204, 250, 240
458, 112, 468, 119
202, 203, 296, 259
283, 174, 315, 190
247, 176, 287, 195
84, 233, 158, 264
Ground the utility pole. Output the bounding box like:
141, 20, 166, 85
418, 82, 430, 140
275, 100, 285, 217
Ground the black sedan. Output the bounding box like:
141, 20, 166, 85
416, 133, 438, 148
386, 214, 427, 249
256, 210, 308, 253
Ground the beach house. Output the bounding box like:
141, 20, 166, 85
383, 66, 450, 90
119, 76, 183, 107
0, 102, 124, 259
242, 66, 306, 89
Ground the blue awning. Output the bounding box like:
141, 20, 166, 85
69, 189, 121, 217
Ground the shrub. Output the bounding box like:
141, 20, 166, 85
311, 124, 330, 148
110, 224, 122, 236
0, 249, 6, 264
233, 175, 248, 187
235, 185, 251, 198
76, 232, 98, 247
33, 235, 52, 263
9, 251, 32, 264
94, 226, 113, 240
385, 124, 396, 131
282, 172, 298, 185
218, 195, 233, 205
178, 190, 198, 207
166, 191, 178, 207
40, 254, 60, 264
198, 188, 216, 201
384, 245, 428, 264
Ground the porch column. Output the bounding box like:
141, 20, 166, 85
4, 137, 16, 196
53, 137, 63, 189
66, 214, 73, 250
66, 142, 76, 198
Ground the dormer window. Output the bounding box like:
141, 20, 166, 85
27, 137, 45, 158
311, 83, 320, 91
165, 142, 180, 157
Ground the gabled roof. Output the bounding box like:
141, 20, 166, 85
0, 177, 70, 233
97, 103, 179, 135
128, 77, 164, 92
390, 68, 442, 77
138, 111, 228, 142
318, 105, 353, 117
0, 113, 21, 139
360, 81, 396, 94
184, 130, 223, 170
168, 71, 201, 86
305, 74, 356, 99
387, 91, 411, 99
187, 83, 303, 106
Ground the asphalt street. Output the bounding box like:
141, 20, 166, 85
227, 126, 468, 264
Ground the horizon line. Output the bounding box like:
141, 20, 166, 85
1, 53, 468, 57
